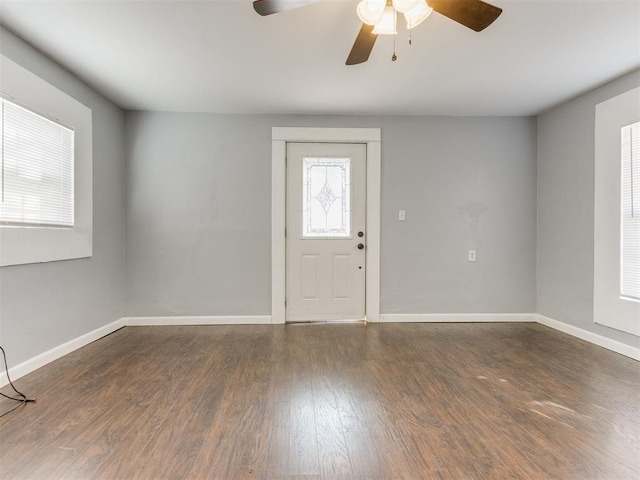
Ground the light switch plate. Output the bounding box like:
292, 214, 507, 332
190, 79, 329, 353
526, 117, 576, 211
399, 210, 406, 221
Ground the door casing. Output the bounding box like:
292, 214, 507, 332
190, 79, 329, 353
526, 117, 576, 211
271, 127, 381, 324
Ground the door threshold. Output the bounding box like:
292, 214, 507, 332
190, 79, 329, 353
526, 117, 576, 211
286, 319, 367, 325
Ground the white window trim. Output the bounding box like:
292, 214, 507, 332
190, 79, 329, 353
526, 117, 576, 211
271, 127, 381, 324
0, 54, 92, 266
594, 86, 640, 337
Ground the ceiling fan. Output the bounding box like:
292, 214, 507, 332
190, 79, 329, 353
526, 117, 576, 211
253, 0, 502, 65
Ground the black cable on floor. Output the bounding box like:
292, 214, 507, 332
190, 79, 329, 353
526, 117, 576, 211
0, 346, 36, 418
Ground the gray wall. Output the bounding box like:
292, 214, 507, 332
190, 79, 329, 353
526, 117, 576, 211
537, 69, 640, 347
0, 27, 126, 366
125, 113, 537, 316
4, 23, 636, 365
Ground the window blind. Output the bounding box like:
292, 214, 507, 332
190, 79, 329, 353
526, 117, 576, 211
621, 121, 640, 299
0, 98, 74, 227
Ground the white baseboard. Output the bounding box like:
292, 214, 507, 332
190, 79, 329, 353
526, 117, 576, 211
4, 312, 636, 387
536, 314, 640, 361
0, 317, 126, 388
0, 315, 272, 386
379, 313, 537, 323
125, 315, 273, 326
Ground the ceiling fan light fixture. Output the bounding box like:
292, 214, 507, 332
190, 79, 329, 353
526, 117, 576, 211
403, 0, 433, 28
372, 5, 397, 35
356, 0, 385, 26
392, 0, 420, 13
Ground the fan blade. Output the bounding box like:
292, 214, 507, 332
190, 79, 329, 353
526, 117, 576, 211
253, 0, 319, 16
428, 0, 502, 32
346, 23, 378, 65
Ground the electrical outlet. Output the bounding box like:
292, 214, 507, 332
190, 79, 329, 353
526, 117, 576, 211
468, 250, 476, 262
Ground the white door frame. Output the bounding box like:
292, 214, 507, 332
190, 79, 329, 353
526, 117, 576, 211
271, 127, 381, 324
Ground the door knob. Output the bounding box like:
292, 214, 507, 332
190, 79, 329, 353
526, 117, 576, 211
357, 243, 364, 250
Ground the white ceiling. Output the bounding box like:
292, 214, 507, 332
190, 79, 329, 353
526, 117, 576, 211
0, 0, 638, 116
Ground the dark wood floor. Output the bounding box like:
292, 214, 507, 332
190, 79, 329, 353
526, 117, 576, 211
1, 323, 638, 479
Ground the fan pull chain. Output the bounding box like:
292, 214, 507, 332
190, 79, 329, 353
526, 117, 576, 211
408, 18, 413, 45
392, 30, 397, 61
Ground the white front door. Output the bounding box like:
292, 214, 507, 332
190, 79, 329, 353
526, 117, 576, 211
286, 143, 367, 322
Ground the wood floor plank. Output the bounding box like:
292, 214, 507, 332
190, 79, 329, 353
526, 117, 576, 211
49, 328, 213, 479
312, 373, 351, 478
94, 336, 225, 479
1, 322, 638, 479
288, 374, 320, 477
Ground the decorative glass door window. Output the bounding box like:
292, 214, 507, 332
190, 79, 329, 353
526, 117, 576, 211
302, 157, 351, 237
